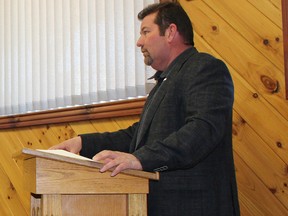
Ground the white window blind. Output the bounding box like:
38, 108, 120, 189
0, 0, 155, 116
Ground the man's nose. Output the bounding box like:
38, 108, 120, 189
136, 36, 143, 47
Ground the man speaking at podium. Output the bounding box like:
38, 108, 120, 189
50, 2, 240, 216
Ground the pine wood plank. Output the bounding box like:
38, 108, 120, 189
233, 110, 288, 208
193, 18, 288, 212
113, 115, 139, 129
61, 194, 127, 216
180, 0, 288, 119
235, 152, 288, 215
69, 121, 98, 135
128, 194, 147, 216
9, 127, 46, 150
69, 116, 139, 143
193, 34, 288, 165
204, 0, 283, 70
91, 118, 123, 133
181, 2, 288, 163
0, 200, 13, 216
0, 165, 28, 216
247, 0, 282, 28
232, 69, 288, 163
23, 157, 149, 194
41, 194, 62, 215
0, 131, 30, 213
48, 123, 78, 144
28, 125, 64, 149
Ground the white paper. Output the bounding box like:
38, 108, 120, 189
37, 149, 94, 161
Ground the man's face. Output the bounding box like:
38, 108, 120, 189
137, 13, 169, 70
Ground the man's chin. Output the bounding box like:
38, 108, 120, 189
144, 58, 153, 66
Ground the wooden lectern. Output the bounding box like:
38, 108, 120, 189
15, 148, 159, 216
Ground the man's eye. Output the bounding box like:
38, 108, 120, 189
142, 31, 149, 35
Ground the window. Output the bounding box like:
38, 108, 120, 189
0, 0, 156, 116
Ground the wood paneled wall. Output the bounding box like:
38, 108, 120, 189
179, 0, 288, 215
0, 0, 287, 215
0, 114, 140, 215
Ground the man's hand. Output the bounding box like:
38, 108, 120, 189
93, 150, 143, 177
49, 136, 82, 154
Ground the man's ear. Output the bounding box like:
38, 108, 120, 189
165, 23, 178, 42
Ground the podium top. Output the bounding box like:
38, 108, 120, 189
14, 148, 159, 181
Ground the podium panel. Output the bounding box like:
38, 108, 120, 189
15, 148, 159, 216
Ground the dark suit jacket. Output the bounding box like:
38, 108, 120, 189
80, 47, 240, 216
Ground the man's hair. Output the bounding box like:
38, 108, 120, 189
138, 2, 194, 46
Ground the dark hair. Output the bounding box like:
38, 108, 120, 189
138, 2, 194, 46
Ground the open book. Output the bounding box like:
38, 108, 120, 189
13, 148, 99, 168
37, 149, 94, 162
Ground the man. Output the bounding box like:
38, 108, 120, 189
51, 2, 240, 215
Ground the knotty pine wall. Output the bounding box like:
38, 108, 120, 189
0, 0, 287, 215
180, 0, 288, 215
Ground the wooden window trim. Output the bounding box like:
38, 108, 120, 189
0, 98, 146, 129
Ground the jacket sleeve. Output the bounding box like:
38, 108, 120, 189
79, 122, 138, 158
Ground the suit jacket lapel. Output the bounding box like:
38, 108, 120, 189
134, 47, 197, 150
135, 77, 169, 149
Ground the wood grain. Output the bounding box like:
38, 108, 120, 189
0, 1, 287, 215
61, 194, 127, 216
282, 0, 288, 98
0, 98, 145, 129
